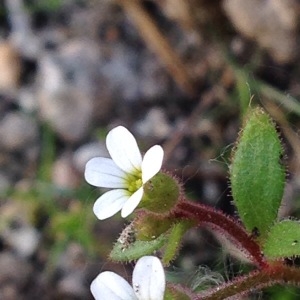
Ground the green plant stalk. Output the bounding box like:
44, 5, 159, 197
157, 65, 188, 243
235, 69, 252, 118
231, 66, 300, 116
251, 78, 300, 116
226, 52, 300, 116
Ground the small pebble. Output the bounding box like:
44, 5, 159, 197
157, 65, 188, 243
52, 154, 81, 189
0, 42, 21, 93
73, 142, 108, 173
3, 225, 40, 258
0, 252, 32, 288
38, 86, 93, 143
223, 0, 298, 63
134, 108, 172, 139
0, 112, 38, 151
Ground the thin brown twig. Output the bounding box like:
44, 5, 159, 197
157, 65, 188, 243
118, 0, 196, 96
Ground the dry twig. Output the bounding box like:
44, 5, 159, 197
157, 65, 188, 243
118, 0, 196, 96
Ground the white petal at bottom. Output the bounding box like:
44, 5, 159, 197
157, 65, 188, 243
132, 256, 165, 300
91, 271, 137, 300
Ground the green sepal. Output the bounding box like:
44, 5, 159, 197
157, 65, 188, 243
162, 220, 194, 265
164, 287, 191, 300
164, 289, 176, 300
135, 213, 174, 241
230, 107, 285, 241
263, 220, 300, 258
110, 234, 167, 262
140, 172, 180, 214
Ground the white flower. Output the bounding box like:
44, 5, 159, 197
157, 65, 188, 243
91, 256, 165, 300
85, 126, 164, 220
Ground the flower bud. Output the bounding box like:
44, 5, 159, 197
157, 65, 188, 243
135, 213, 174, 241
139, 172, 180, 214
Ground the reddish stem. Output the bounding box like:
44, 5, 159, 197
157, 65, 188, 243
194, 263, 300, 299
173, 200, 267, 268
170, 200, 300, 298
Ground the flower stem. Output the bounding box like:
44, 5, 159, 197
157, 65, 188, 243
173, 200, 267, 268
195, 263, 300, 299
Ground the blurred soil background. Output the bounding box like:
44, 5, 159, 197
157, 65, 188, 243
1, 0, 300, 299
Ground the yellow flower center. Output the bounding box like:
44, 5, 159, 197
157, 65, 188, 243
125, 170, 143, 194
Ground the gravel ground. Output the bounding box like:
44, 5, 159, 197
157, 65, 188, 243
1, 0, 300, 299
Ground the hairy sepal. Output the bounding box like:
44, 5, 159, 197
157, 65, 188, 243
110, 234, 167, 262
162, 220, 193, 265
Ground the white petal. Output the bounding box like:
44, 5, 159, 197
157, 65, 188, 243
85, 157, 126, 188
91, 271, 138, 300
106, 126, 142, 173
121, 187, 144, 218
93, 189, 129, 220
132, 256, 165, 300
141, 145, 164, 183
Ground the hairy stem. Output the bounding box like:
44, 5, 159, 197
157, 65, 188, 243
173, 200, 267, 268
195, 263, 300, 299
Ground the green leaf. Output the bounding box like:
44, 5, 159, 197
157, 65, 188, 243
263, 220, 300, 258
110, 234, 167, 262
230, 107, 285, 240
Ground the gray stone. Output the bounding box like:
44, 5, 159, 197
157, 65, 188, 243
0, 112, 38, 151
0, 252, 32, 288
18, 87, 38, 113
38, 86, 93, 143
3, 225, 40, 258
52, 154, 81, 189
37, 41, 100, 142
73, 142, 108, 173
134, 108, 172, 139
223, 0, 298, 63
57, 272, 88, 299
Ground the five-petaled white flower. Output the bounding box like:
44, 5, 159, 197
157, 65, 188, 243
85, 126, 164, 220
91, 256, 165, 300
